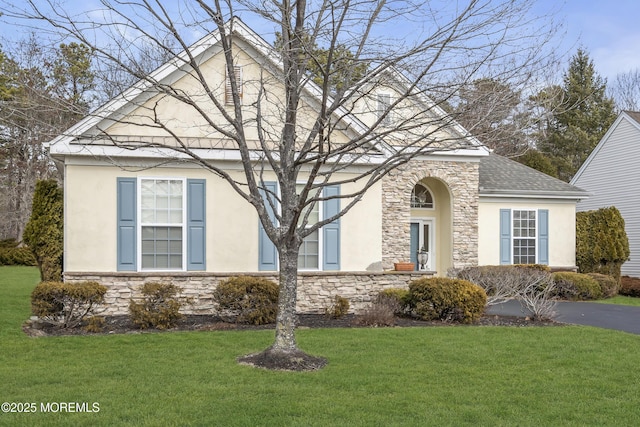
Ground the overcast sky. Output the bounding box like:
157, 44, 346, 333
1, 0, 639, 82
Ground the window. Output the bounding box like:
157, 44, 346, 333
512, 210, 536, 264
411, 183, 434, 209
117, 177, 206, 272
297, 184, 321, 269
377, 93, 391, 125
258, 182, 340, 271
140, 179, 185, 270
500, 208, 548, 266
225, 65, 243, 105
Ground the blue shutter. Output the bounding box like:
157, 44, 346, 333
187, 179, 206, 271
538, 209, 549, 265
117, 178, 137, 271
499, 209, 511, 265
259, 182, 278, 271
323, 185, 341, 270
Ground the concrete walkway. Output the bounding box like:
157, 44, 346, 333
486, 300, 640, 335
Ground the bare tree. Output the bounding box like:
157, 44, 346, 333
2, 0, 560, 369
610, 69, 640, 112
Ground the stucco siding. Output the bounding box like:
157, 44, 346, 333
572, 116, 640, 276
478, 198, 577, 267
64, 162, 382, 273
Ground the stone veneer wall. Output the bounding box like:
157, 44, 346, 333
64, 271, 434, 316
381, 159, 479, 270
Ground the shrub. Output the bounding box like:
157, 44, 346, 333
129, 282, 185, 330
31, 281, 107, 328
407, 277, 486, 324
0, 246, 37, 266
552, 272, 602, 301
356, 301, 396, 327
453, 265, 551, 306
576, 207, 630, 282
620, 276, 640, 298
587, 273, 618, 298
213, 276, 279, 325
375, 288, 410, 316
84, 316, 106, 333
23, 180, 64, 281
325, 295, 350, 319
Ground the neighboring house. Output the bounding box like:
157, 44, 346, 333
571, 110, 640, 277
48, 20, 588, 314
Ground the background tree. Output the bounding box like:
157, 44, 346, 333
535, 49, 617, 181
4, 0, 560, 369
23, 179, 63, 281
0, 38, 94, 241
451, 78, 530, 157
609, 69, 640, 111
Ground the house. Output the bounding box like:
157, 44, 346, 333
48, 19, 588, 314
571, 110, 640, 277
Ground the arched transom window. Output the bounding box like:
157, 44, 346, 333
411, 183, 434, 209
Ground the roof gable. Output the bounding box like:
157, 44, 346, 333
571, 111, 640, 184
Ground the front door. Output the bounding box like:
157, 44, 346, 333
410, 219, 434, 271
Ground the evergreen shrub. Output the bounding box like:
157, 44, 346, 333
407, 277, 486, 324
31, 281, 107, 328
620, 276, 640, 298
576, 207, 629, 282
129, 282, 185, 330
552, 272, 602, 301
213, 276, 279, 325
587, 273, 618, 298
23, 180, 64, 281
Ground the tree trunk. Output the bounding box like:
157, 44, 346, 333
237, 242, 327, 371
272, 246, 299, 351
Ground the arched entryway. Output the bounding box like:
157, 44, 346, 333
409, 178, 452, 273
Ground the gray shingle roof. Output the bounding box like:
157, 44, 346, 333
479, 153, 589, 199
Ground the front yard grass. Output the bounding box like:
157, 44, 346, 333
595, 295, 640, 306
2, 266, 640, 426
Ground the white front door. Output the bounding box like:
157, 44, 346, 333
410, 218, 435, 271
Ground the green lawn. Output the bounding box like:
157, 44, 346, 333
2, 266, 640, 426
595, 295, 640, 306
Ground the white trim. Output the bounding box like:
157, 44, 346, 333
410, 217, 436, 271
137, 177, 187, 272
511, 208, 538, 265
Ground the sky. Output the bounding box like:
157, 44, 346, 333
537, 0, 640, 81
1, 0, 640, 82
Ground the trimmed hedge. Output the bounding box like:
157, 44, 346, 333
587, 273, 618, 298
325, 295, 350, 318
213, 276, 279, 325
407, 277, 486, 324
576, 207, 629, 282
620, 276, 640, 298
552, 272, 602, 301
0, 246, 37, 266
31, 281, 107, 328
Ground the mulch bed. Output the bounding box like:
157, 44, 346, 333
23, 313, 561, 337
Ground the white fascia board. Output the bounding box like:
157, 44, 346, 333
479, 192, 589, 201
52, 142, 389, 166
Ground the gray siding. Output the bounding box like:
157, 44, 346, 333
573, 117, 640, 277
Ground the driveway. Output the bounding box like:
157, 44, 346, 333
486, 300, 640, 335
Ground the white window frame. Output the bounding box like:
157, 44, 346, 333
412, 217, 436, 271
512, 209, 537, 265
137, 177, 187, 272
411, 183, 435, 210
297, 183, 323, 271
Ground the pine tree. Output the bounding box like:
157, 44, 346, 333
538, 49, 617, 181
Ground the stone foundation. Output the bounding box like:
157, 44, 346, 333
64, 271, 434, 316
